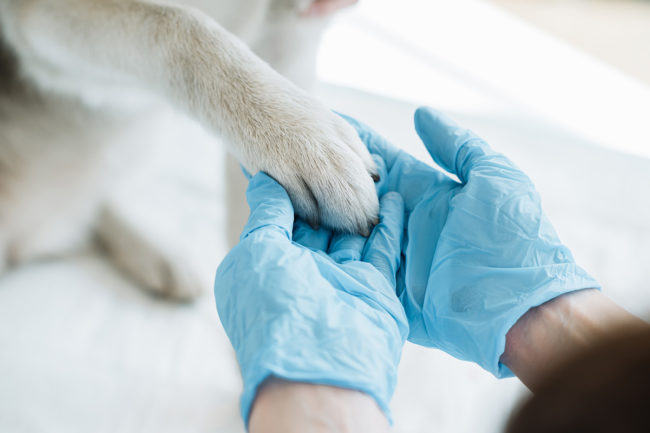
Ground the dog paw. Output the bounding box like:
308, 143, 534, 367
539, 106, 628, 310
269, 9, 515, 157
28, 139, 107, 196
234, 89, 379, 235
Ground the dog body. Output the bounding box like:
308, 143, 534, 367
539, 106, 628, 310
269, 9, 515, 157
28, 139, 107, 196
0, 0, 378, 297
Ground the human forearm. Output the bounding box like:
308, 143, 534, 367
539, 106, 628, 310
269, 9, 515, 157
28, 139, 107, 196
501, 289, 648, 390
249, 378, 390, 433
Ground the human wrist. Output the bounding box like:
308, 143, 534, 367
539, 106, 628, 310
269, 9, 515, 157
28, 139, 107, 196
502, 289, 647, 389
249, 378, 390, 433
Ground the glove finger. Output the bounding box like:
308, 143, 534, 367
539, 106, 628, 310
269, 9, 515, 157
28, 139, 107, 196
415, 107, 520, 184
293, 218, 332, 251
362, 192, 405, 287
241, 172, 294, 240
328, 232, 367, 263
338, 112, 402, 172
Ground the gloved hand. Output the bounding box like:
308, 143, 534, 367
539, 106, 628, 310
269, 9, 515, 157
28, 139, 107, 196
342, 107, 600, 377
214, 172, 408, 426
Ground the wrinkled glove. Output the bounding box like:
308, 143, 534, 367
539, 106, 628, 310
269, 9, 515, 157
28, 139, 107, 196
214, 172, 408, 426
342, 107, 600, 377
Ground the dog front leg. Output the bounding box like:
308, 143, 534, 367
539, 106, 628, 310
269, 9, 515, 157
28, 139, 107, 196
1, 0, 263, 124
1, 0, 379, 234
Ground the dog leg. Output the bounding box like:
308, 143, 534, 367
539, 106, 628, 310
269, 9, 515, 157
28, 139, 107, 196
96, 204, 212, 300
1, 0, 379, 234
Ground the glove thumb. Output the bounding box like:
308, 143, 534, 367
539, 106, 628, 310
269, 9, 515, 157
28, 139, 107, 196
414, 107, 491, 183
241, 172, 294, 240
415, 107, 533, 186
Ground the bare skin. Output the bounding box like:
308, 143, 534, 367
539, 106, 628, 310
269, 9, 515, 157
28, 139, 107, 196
249, 289, 648, 433
249, 379, 390, 433
501, 288, 648, 390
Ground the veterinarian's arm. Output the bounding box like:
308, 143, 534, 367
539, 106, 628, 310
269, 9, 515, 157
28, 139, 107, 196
214, 173, 407, 430
250, 379, 389, 433
502, 288, 648, 390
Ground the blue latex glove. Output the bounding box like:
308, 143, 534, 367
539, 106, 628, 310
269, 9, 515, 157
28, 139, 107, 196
342, 107, 600, 377
214, 172, 408, 426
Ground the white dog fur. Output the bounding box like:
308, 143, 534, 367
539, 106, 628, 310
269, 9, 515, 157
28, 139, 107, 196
0, 0, 379, 298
